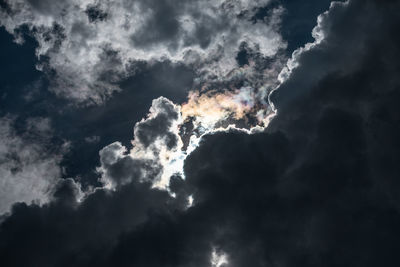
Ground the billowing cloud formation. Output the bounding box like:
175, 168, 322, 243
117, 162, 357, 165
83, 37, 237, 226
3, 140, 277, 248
0, 0, 285, 103
2, 0, 400, 266
98, 88, 274, 191
0, 116, 64, 214
98, 97, 183, 189
271, 0, 369, 109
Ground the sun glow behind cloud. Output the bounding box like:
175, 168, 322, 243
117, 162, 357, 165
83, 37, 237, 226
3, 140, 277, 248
181, 87, 257, 128
211, 248, 229, 267
97, 82, 278, 192
30, 0, 288, 192
152, 84, 277, 190
0, 0, 287, 195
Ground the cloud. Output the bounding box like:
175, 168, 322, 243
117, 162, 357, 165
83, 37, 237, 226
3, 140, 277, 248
182, 87, 259, 129
270, 0, 373, 110
84, 135, 100, 143
181, 85, 278, 132
0, 0, 285, 104
2, 0, 400, 266
0, 116, 64, 214
98, 97, 184, 189
0, 170, 177, 266
98, 89, 275, 191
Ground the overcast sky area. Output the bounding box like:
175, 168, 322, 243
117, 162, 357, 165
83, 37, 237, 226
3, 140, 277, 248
1, 0, 400, 266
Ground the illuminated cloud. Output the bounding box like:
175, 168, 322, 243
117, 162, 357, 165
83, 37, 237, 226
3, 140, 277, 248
98, 97, 184, 189
181, 85, 277, 134
182, 88, 255, 128
2, 1, 400, 266
211, 248, 229, 267
0, 0, 285, 104
98, 84, 280, 191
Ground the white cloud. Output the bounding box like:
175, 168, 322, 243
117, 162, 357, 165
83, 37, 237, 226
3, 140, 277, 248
1, 0, 285, 104
211, 248, 229, 267
0, 116, 63, 214
98, 97, 184, 189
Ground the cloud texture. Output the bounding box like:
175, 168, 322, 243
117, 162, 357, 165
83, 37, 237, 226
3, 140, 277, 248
0, 116, 64, 214
1, 0, 400, 266
0, 0, 285, 103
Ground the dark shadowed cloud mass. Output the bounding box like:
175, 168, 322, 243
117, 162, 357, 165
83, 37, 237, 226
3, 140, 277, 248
1, 0, 400, 266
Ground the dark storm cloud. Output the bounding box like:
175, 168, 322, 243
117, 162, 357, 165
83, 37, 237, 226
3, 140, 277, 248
1, 0, 400, 266
0, 176, 178, 267
270, 0, 384, 109
182, 2, 400, 265
253, 0, 334, 53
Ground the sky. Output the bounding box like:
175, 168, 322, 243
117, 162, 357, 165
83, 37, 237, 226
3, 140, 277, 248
0, 0, 400, 266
